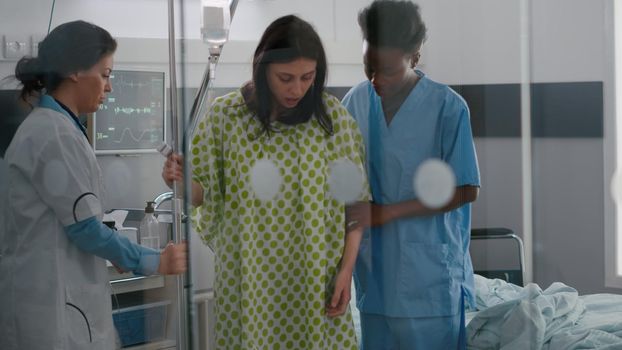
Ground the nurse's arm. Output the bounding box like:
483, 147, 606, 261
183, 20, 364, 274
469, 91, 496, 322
65, 216, 187, 275
383, 185, 479, 223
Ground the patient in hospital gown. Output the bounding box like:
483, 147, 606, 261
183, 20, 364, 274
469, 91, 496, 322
162, 15, 369, 349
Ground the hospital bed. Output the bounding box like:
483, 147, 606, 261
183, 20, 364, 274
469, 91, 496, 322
471, 227, 525, 287
466, 228, 622, 349
466, 274, 622, 349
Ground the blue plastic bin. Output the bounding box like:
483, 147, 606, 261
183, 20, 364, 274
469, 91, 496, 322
112, 300, 170, 347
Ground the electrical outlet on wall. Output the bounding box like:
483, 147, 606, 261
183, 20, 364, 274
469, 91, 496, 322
2, 35, 30, 59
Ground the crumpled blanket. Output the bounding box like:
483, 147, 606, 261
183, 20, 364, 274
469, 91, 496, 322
467, 275, 622, 350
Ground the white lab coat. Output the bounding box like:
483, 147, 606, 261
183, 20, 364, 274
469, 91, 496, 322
0, 99, 115, 350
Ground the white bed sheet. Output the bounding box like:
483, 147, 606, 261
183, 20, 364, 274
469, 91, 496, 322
467, 275, 622, 350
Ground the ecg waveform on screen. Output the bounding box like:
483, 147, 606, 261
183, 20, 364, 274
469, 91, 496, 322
111, 74, 162, 91
98, 104, 157, 116
114, 107, 152, 115
96, 128, 161, 144
94, 70, 165, 151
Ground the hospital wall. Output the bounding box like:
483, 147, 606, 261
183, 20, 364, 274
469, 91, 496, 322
0, 0, 617, 295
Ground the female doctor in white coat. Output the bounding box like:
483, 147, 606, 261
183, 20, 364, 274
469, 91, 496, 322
0, 21, 187, 350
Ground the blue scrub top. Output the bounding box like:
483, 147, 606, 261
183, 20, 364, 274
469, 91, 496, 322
342, 71, 480, 318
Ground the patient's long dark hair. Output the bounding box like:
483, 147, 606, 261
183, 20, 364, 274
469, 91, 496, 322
244, 15, 333, 137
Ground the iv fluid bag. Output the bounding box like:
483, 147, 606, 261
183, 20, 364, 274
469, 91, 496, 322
201, 0, 231, 46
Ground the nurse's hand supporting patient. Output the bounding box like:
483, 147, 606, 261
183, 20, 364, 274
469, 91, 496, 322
158, 241, 188, 275
162, 153, 184, 189
346, 201, 393, 230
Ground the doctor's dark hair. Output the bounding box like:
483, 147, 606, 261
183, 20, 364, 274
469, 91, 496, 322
14, 20, 117, 101
358, 0, 427, 53
245, 15, 332, 136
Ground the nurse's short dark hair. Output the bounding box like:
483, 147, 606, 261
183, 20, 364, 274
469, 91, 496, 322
358, 0, 427, 53
14, 20, 117, 101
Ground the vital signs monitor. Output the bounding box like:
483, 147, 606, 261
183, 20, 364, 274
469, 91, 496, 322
93, 70, 166, 154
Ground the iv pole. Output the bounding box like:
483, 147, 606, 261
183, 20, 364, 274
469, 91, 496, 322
187, 0, 240, 136
167, 0, 239, 348
165, 1, 189, 348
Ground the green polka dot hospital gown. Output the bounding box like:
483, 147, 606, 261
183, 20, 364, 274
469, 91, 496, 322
190, 90, 369, 349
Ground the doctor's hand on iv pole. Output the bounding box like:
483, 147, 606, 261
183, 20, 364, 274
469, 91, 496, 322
161, 153, 204, 207
110, 242, 187, 275
158, 241, 188, 275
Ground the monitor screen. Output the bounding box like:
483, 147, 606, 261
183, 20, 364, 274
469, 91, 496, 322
93, 70, 165, 154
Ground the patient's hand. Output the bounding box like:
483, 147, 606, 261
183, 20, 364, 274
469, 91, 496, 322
162, 153, 184, 189
326, 268, 352, 318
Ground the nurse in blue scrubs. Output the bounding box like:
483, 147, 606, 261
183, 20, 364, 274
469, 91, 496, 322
342, 1, 480, 349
